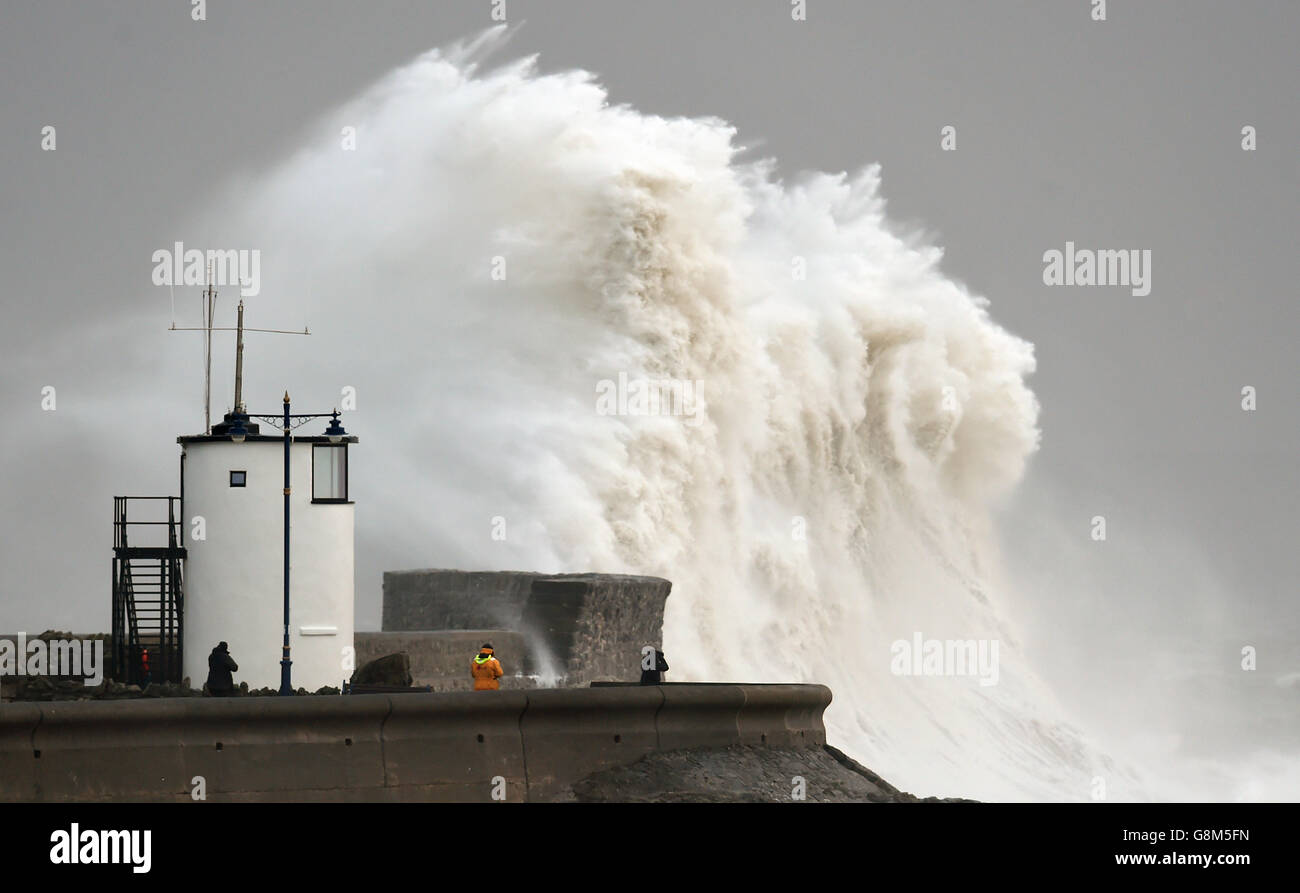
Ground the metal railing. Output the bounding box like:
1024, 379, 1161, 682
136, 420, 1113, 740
111, 497, 185, 685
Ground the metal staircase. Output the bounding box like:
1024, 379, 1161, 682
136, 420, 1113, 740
112, 497, 186, 685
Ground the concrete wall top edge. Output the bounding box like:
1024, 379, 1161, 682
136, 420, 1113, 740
5, 693, 396, 726
356, 629, 518, 637
384, 690, 530, 716
382, 569, 672, 585
1, 684, 827, 722
383, 569, 542, 577
523, 685, 666, 710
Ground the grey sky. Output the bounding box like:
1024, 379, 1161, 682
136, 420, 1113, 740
2, 1, 1296, 792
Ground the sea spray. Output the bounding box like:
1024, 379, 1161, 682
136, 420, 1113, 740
194, 28, 1124, 800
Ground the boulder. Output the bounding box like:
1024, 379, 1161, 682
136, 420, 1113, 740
350, 652, 413, 687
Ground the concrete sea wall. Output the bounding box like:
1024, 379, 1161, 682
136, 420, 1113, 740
379, 570, 672, 687
0, 684, 830, 802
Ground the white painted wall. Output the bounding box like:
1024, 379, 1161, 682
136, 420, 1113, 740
181, 438, 354, 690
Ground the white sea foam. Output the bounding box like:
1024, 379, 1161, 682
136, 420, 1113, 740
203, 28, 1134, 800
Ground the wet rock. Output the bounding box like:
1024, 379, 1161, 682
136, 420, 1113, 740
350, 652, 413, 687
555, 743, 977, 803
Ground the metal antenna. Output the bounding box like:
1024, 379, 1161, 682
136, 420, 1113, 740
203, 264, 215, 434
170, 279, 310, 433
234, 300, 246, 413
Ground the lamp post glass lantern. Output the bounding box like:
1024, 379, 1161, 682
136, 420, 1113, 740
237, 394, 348, 695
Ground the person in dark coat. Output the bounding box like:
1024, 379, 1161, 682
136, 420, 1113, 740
640, 648, 669, 684
206, 641, 239, 696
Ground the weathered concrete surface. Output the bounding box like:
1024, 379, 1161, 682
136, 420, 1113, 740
0, 683, 831, 802
518, 683, 663, 799
520, 574, 671, 685
353, 630, 534, 691
379, 569, 671, 687
381, 691, 530, 801
0, 693, 391, 802
382, 570, 542, 631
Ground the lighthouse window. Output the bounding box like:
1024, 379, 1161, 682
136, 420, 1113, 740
229, 470, 246, 487
312, 444, 348, 502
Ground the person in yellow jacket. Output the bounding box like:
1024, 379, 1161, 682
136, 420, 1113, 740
471, 643, 504, 691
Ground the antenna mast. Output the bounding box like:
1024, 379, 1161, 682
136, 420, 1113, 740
234, 300, 246, 413
170, 282, 310, 433
203, 265, 216, 434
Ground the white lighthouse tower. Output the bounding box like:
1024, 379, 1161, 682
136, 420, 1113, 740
177, 299, 356, 692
